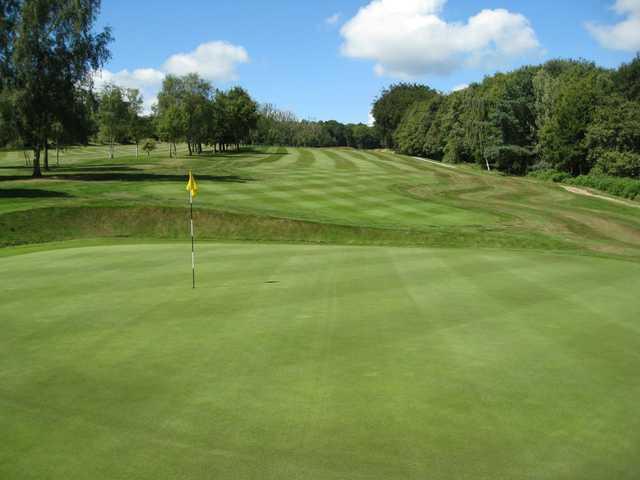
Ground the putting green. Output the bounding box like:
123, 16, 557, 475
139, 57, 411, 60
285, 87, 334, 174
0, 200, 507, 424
1, 243, 639, 479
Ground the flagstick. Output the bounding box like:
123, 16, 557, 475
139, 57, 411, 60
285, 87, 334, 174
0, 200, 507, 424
190, 190, 196, 289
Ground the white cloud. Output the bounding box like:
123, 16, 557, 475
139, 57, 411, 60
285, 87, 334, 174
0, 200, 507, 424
93, 41, 249, 113
340, 0, 540, 78
586, 0, 640, 51
368, 111, 375, 126
326, 13, 342, 26
451, 83, 469, 92
163, 41, 249, 81
92, 68, 165, 113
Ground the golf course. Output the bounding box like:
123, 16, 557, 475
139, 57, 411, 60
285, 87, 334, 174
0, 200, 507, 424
2, 145, 640, 479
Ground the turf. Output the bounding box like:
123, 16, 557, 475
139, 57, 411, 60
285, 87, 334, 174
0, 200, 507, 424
2, 145, 640, 479
2, 145, 640, 257
1, 243, 639, 479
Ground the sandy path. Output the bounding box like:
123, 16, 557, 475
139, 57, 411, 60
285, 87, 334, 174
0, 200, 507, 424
410, 156, 458, 169
562, 185, 640, 208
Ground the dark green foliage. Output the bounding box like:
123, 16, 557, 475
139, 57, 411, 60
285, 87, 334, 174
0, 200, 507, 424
485, 145, 535, 175
251, 104, 381, 149
567, 175, 640, 200
538, 66, 612, 175
584, 96, 640, 172
592, 151, 640, 178
394, 96, 443, 156
390, 58, 640, 181
614, 54, 640, 102
372, 83, 438, 148
528, 168, 572, 183
4, 0, 112, 175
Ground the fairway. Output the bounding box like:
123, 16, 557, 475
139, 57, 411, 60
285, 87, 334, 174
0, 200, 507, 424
2, 243, 640, 479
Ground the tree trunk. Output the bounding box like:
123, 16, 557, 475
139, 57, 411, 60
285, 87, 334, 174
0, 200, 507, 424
110, 138, 114, 159
32, 147, 42, 178
187, 141, 192, 156
56, 144, 60, 166
136, 142, 139, 159
44, 142, 49, 171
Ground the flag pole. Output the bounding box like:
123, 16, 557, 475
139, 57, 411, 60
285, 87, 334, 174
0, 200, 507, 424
190, 190, 196, 289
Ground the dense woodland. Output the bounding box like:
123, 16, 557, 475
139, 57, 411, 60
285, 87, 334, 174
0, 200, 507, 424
379, 57, 640, 181
1, 0, 639, 192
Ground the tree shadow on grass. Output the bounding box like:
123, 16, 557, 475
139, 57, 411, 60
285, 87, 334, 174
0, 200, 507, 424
46, 172, 254, 183
0, 189, 72, 198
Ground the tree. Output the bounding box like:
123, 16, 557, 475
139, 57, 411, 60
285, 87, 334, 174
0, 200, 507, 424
142, 138, 156, 159
394, 95, 443, 156
539, 67, 612, 175
11, 0, 112, 177
223, 87, 258, 150
125, 88, 144, 158
97, 84, 129, 159
156, 103, 184, 158
0, 0, 20, 86
372, 83, 438, 148
156, 75, 186, 157
614, 54, 640, 102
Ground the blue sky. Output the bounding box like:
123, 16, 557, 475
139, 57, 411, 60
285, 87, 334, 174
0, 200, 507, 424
95, 0, 640, 123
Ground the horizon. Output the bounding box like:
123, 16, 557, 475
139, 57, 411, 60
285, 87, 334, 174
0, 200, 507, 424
95, 0, 640, 122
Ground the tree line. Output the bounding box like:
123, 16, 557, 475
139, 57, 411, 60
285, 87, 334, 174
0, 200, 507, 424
374, 57, 640, 179
251, 104, 381, 150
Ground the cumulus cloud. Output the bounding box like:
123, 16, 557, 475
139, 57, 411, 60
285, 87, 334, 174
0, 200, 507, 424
93, 41, 249, 113
92, 68, 165, 112
586, 0, 640, 51
326, 13, 342, 26
340, 0, 540, 78
163, 41, 249, 80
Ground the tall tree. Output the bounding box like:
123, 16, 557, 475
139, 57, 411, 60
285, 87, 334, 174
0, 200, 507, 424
372, 83, 438, 148
222, 87, 258, 150
0, 0, 20, 86
97, 84, 129, 159
124, 88, 145, 158
11, 0, 112, 176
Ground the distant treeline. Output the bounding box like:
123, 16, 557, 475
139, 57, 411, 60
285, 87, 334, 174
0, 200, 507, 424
251, 104, 380, 149
372, 56, 640, 179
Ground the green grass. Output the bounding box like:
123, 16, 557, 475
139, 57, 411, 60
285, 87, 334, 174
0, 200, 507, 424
2, 145, 640, 478
2, 145, 639, 257
1, 243, 639, 479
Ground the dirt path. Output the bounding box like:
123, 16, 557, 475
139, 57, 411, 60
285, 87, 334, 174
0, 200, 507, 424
410, 156, 458, 169
562, 185, 640, 208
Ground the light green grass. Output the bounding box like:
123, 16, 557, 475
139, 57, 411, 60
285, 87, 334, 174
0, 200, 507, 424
1, 243, 639, 479
1, 145, 639, 257
2, 146, 640, 478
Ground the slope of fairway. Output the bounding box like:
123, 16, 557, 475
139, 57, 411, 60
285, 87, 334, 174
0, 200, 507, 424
2, 243, 639, 479
2, 145, 640, 257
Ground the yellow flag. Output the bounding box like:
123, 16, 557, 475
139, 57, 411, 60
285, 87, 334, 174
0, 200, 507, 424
186, 170, 198, 198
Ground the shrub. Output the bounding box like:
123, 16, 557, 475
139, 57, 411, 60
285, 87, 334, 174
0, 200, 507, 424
528, 169, 571, 183
566, 175, 640, 200
591, 150, 640, 178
